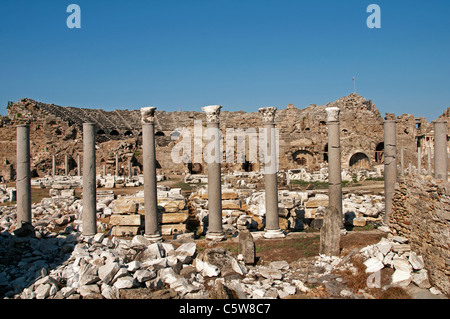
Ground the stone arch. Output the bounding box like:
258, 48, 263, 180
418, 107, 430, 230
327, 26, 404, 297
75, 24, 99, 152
349, 152, 370, 168
188, 163, 203, 174
124, 130, 133, 137
110, 130, 119, 136
155, 131, 165, 137
292, 150, 315, 167
97, 129, 106, 135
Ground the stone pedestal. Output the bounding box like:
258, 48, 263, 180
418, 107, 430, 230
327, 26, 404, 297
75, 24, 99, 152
16, 125, 32, 227
82, 123, 97, 236
433, 120, 448, 181
202, 105, 226, 241
325, 107, 343, 225
384, 120, 397, 225
259, 107, 285, 239
141, 107, 162, 242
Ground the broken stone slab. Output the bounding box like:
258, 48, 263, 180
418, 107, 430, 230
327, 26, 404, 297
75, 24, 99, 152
269, 260, 290, 271
238, 229, 255, 265
412, 269, 431, 289
259, 267, 283, 280
98, 262, 120, 285
79, 284, 101, 297
175, 242, 197, 257
392, 269, 412, 287
408, 252, 424, 270
364, 257, 384, 273
113, 276, 136, 289
133, 269, 156, 283
393, 256, 413, 273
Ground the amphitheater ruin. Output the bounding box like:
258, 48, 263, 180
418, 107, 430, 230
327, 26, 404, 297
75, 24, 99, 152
0, 93, 448, 300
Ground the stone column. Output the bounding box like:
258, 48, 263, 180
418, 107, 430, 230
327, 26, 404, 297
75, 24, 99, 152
259, 107, 285, 239
115, 154, 119, 176
103, 164, 106, 176
16, 125, 32, 226
325, 107, 343, 224
434, 119, 448, 181
65, 155, 69, 176
141, 107, 162, 242
384, 120, 397, 225
128, 160, 132, 178
52, 155, 56, 177
427, 147, 432, 176
77, 154, 81, 177
82, 123, 97, 236
202, 105, 226, 241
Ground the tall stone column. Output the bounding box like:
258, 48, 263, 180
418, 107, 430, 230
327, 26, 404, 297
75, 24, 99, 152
65, 155, 69, 176
52, 155, 56, 177
325, 107, 343, 225
77, 154, 81, 177
16, 125, 32, 226
259, 107, 285, 239
427, 147, 432, 176
128, 160, 132, 178
141, 107, 162, 242
384, 120, 397, 225
202, 105, 226, 241
82, 123, 97, 236
115, 154, 119, 176
434, 119, 448, 181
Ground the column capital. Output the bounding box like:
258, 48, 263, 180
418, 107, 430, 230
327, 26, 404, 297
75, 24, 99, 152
202, 105, 222, 123
325, 107, 340, 122
258, 107, 277, 124
141, 107, 157, 123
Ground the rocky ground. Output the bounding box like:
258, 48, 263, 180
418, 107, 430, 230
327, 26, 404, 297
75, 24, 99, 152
0, 181, 448, 300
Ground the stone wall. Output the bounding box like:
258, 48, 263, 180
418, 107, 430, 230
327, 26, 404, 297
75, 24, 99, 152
390, 175, 450, 294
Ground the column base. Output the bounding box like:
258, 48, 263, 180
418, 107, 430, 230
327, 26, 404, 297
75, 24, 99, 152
263, 228, 285, 239
144, 233, 163, 243
205, 231, 226, 241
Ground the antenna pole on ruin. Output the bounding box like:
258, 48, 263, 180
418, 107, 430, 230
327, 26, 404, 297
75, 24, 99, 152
353, 76, 356, 93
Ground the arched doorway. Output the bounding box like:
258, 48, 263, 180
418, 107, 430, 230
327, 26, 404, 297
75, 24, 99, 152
349, 152, 370, 168
375, 142, 384, 164
292, 150, 315, 167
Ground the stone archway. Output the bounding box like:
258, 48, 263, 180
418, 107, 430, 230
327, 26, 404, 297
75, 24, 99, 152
292, 150, 315, 168
349, 152, 370, 168
375, 142, 384, 164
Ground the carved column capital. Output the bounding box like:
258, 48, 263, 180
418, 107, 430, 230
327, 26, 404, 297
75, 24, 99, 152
325, 107, 340, 122
258, 107, 277, 124
141, 107, 157, 123
201, 105, 222, 123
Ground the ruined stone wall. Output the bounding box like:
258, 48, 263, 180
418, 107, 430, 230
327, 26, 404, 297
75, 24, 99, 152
391, 175, 450, 293
1, 94, 445, 178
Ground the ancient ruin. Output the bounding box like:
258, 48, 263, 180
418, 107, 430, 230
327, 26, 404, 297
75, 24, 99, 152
0, 93, 448, 300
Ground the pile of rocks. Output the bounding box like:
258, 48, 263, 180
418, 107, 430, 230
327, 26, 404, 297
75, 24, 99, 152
360, 235, 445, 296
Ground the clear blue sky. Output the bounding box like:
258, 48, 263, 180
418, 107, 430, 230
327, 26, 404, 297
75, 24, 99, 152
1, 0, 449, 121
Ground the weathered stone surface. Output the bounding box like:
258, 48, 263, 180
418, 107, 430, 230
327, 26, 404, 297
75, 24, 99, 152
319, 207, 340, 256
238, 229, 255, 265
110, 214, 142, 226
98, 262, 120, 285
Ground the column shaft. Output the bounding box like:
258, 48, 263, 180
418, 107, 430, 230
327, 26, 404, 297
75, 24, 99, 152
327, 121, 342, 219
384, 120, 397, 225
82, 123, 97, 236
16, 125, 31, 226
206, 122, 225, 240
143, 121, 162, 241
434, 120, 448, 181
